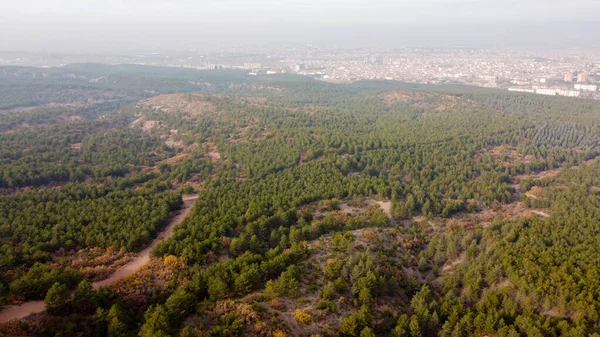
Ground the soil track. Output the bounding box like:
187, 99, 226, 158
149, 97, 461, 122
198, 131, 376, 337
0, 195, 198, 323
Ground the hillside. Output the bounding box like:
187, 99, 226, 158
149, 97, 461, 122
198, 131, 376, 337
1, 65, 600, 336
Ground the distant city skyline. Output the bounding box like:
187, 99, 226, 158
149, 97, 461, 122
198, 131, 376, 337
1, 0, 600, 53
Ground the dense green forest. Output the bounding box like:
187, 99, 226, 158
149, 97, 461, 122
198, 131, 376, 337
1, 64, 600, 337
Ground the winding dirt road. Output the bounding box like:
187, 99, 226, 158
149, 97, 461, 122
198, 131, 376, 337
0, 194, 198, 324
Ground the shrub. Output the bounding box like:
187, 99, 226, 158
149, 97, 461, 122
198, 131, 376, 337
293, 310, 312, 324
273, 330, 288, 337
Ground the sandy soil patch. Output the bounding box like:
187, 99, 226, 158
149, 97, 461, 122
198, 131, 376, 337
442, 253, 466, 273
481, 145, 535, 166
366, 199, 392, 216
142, 120, 157, 133
205, 143, 222, 162
165, 138, 185, 148
525, 186, 545, 199
140, 94, 217, 116
129, 116, 143, 128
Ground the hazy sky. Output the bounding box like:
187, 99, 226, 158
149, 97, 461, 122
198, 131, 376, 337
1, 0, 599, 53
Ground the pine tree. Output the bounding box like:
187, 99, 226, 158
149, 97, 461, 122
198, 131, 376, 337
72, 280, 96, 314
45, 282, 69, 315
139, 305, 172, 337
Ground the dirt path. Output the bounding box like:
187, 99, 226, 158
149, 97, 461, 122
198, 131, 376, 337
92, 194, 197, 289
514, 158, 599, 183
0, 194, 198, 324
530, 210, 550, 218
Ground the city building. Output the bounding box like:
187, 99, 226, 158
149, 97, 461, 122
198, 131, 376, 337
535, 88, 557, 96
511, 79, 530, 85
574, 84, 598, 92
294, 63, 306, 72
509, 88, 535, 93
564, 73, 573, 82
577, 72, 589, 83
243, 62, 262, 69
556, 89, 581, 97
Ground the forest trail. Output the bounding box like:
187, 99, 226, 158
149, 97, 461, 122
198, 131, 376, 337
92, 194, 198, 289
514, 157, 599, 184
0, 194, 198, 324
510, 158, 600, 203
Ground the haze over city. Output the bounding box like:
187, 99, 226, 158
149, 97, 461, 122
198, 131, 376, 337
2, 0, 600, 53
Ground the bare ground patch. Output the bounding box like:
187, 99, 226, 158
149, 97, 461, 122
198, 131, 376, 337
164, 152, 190, 165
442, 253, 466, 273
480, 145, 535, 167
142, 120, 158, 133
281, 226, 414, 335
338, 198, 391, 216
204, 143, 222, 163
441, 201, 552, 230
129, 116, 143, 128
165, 138, 185, 148
366, 198, 392, 216
525, 186, 545, 199
139, 93, 217, 116
381, 90, 477, 112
